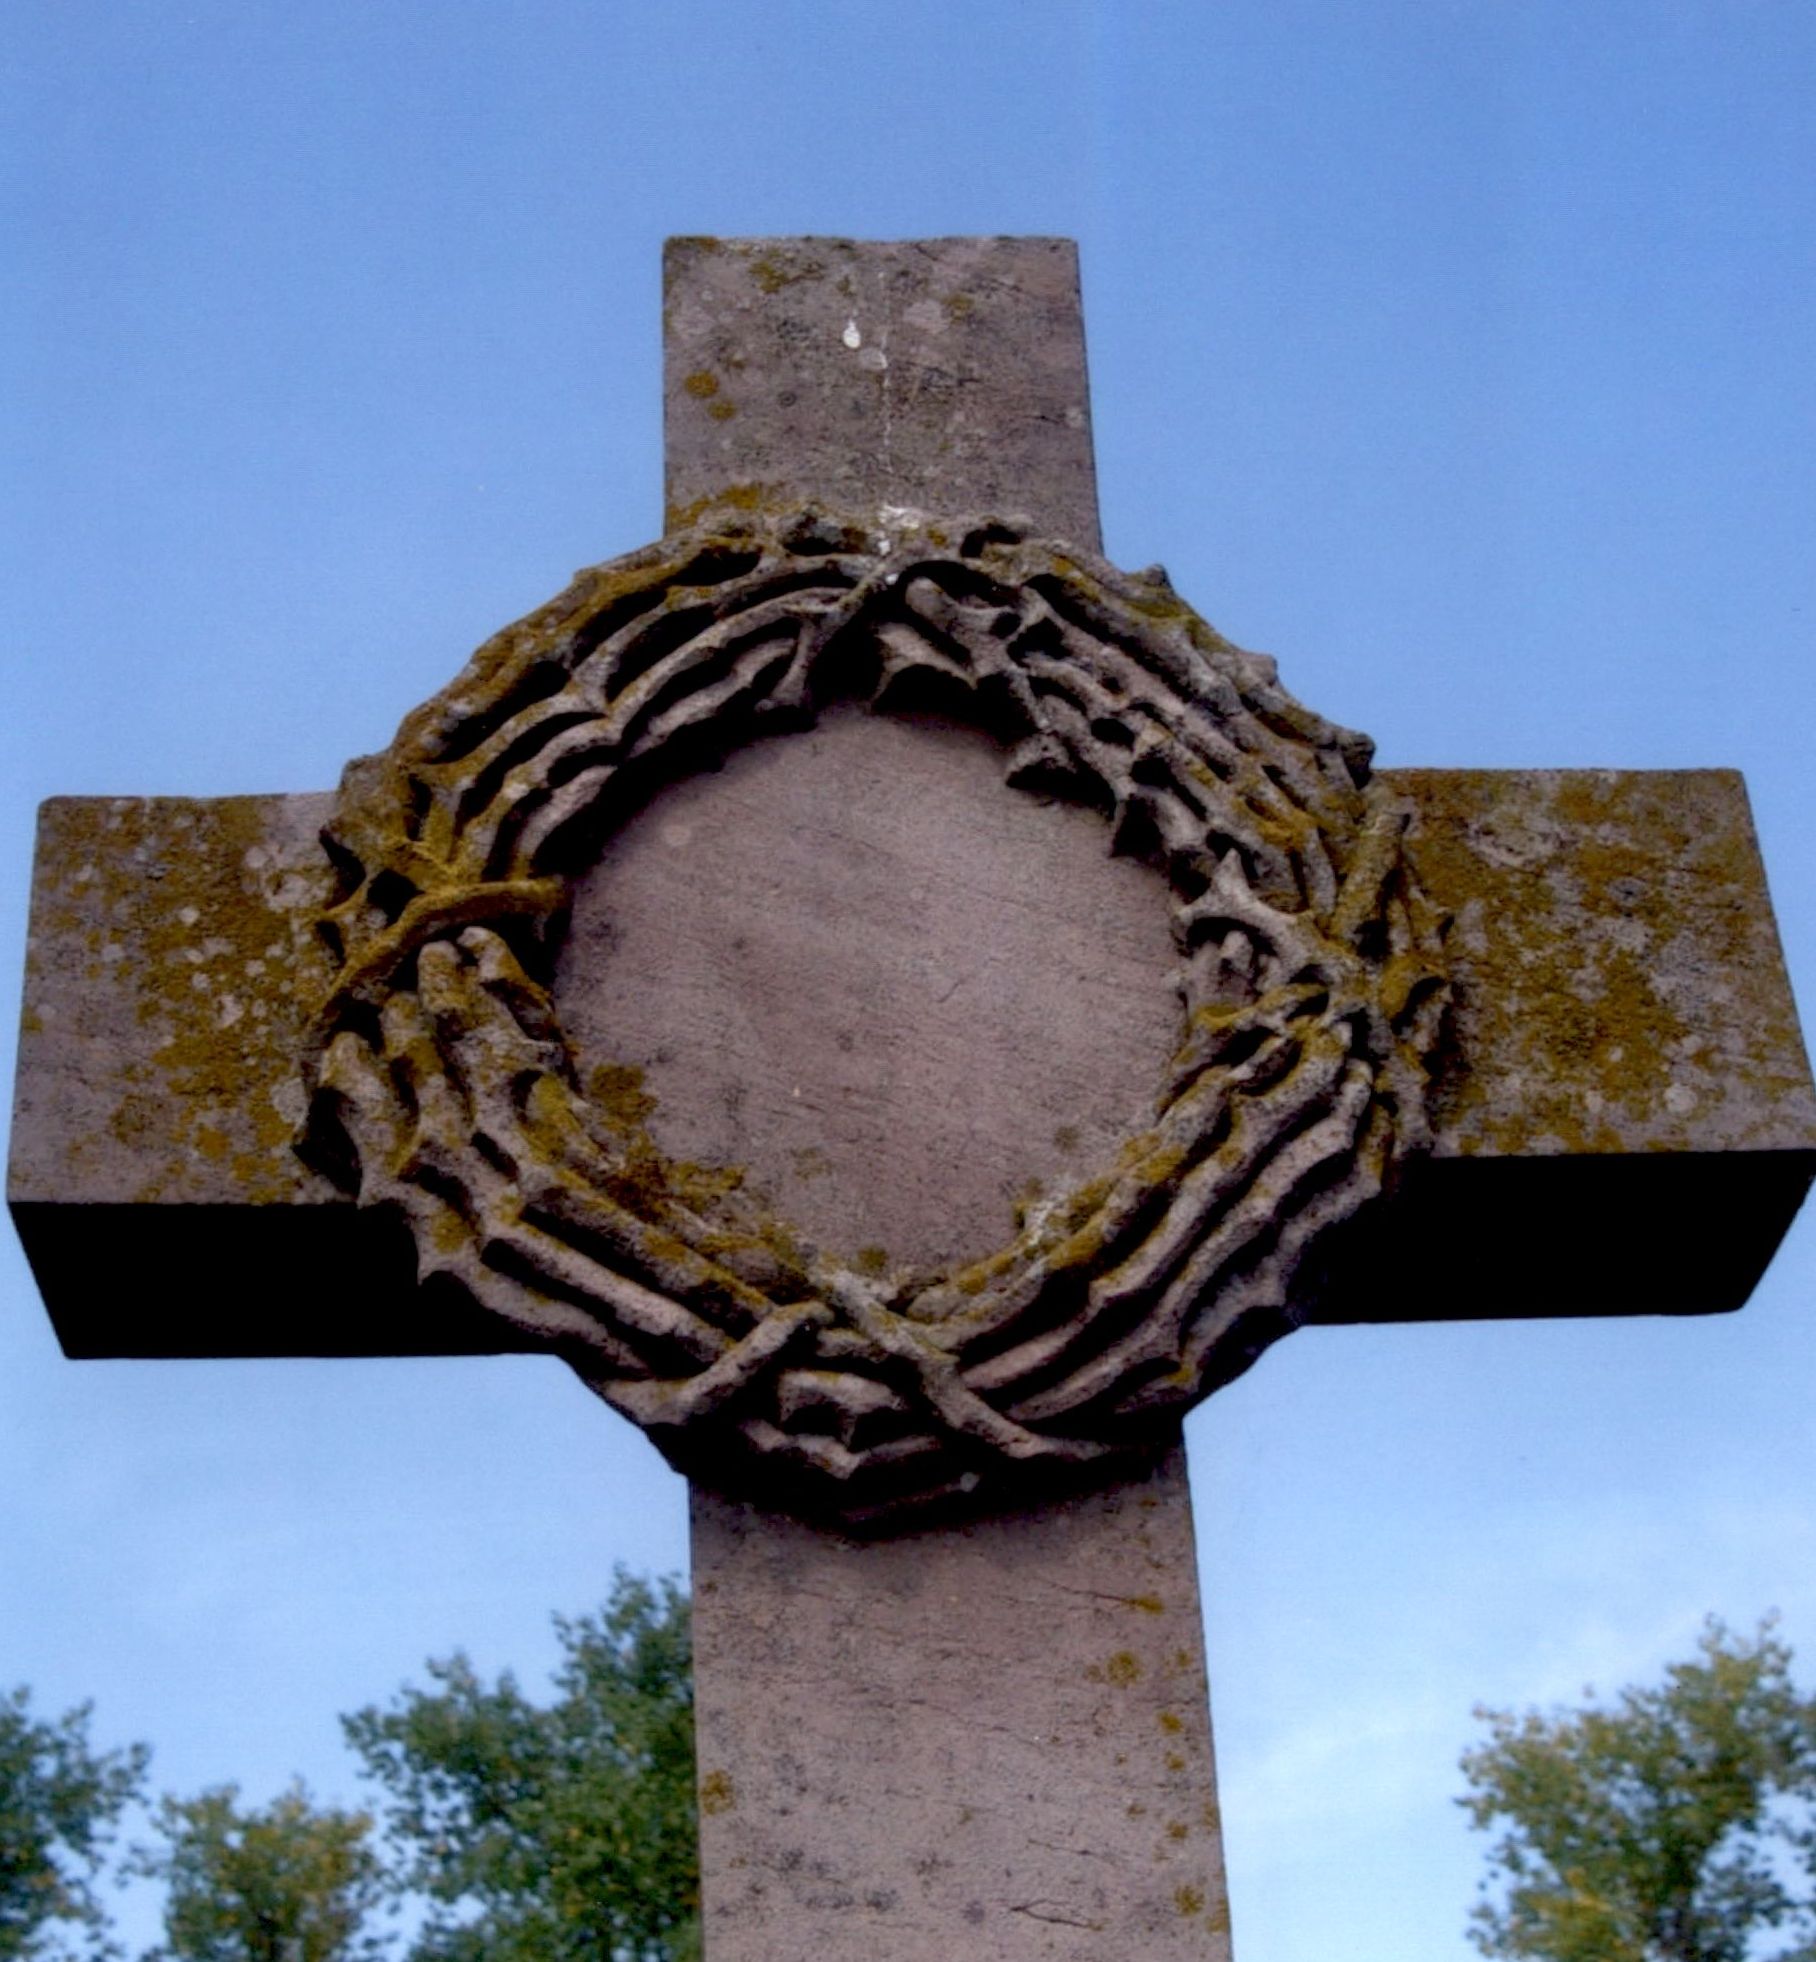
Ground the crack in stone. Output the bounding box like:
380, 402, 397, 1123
1009, 1899, 1106, 1930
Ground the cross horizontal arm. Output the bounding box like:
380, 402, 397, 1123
1319, 767, 1816, 1326
12, 768, 1812, 1358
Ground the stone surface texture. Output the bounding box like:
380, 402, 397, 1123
663, 237, 1102, 550
12, 792, 337, 1211
691, 1445, 1231, 1961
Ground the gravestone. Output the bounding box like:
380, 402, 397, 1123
11, 236, 1816, 1960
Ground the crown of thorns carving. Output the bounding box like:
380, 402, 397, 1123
301, 507, 1448, 1527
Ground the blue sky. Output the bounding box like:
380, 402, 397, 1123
5, 5, 1815, 1958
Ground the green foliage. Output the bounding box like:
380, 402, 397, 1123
1460, 1618, 1816, 1962
342, 1571, 698, 1962
0, 1687, 146, 1962
131, 1783, 386, 1962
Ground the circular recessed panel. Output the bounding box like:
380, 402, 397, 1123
551, 704, 1185, 1275
301, 509, 1449, 1527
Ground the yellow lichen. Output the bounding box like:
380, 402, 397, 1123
589, 1062, 658, 1130
24, 795, 333, 1207
745, 252, 824, 295
1392, 766, 1809, 1158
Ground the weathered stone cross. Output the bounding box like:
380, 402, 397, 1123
11, 237, 1816, 1960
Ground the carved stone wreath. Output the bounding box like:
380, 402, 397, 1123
300, 507, 1449, 1527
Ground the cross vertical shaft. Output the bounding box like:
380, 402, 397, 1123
660, 236, 1234, 1958
693, 1454, 1229, 1957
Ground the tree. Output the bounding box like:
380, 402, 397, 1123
1460, 1618, 1816, 1962
343, 1572, 697, 1962
131, 1783, 387, 1962
0, 1687, 146, 1961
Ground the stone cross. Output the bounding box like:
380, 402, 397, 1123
11, 236, 1816, 1961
